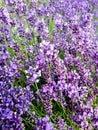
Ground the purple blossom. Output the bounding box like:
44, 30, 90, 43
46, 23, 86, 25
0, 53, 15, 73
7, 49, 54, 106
0, 0, 98, 129
57, 118, 66, 130
36, 116, 54, 130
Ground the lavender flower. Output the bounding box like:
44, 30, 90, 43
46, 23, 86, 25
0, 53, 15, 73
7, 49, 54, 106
57, 118, 66, 130
36, 116, 54, 130
0, 0, 98, 129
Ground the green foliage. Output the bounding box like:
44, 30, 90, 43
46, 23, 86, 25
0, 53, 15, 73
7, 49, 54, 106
58, 50, 65, 59
92, 96, 98, 108
52, 100, 79, 130
86, 118, 92, 125
7, 47, 17, 57
22, 114, 36, 130
30, 101, 46, 117
14, 70, 27, 88
49, 16, 55, 35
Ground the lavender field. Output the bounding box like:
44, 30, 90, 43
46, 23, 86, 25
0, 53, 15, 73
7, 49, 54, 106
0, 0, 98, 130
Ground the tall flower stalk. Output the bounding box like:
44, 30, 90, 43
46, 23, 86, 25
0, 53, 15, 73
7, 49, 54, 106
0, 0, 98, 129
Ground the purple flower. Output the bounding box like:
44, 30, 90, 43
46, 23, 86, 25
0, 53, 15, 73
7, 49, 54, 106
57, 118, 66, 130
36, 116, 54, 130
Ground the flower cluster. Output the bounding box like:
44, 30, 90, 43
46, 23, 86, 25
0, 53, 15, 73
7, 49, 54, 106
0, 0, 98, 130
0, 45, 34, 129
36, 116, 54, 130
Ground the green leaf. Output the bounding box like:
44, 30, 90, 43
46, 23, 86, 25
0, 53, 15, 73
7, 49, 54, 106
7, 47, 17, 57
30, 102, 46, 117
90, 71, 95, 78
86, 118, 92, 125
58, 50, 65, 59
49, 16, 55, 35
